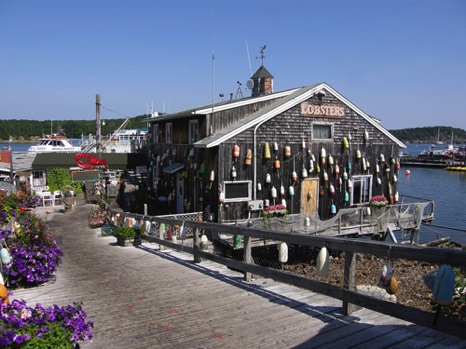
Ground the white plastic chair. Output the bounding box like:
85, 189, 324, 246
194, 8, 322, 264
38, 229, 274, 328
41, 191, 55, 207
53, 190, 62, 205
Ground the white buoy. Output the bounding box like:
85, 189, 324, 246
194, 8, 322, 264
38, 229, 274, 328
316, 247, 330, 277
278, 242, 288, 263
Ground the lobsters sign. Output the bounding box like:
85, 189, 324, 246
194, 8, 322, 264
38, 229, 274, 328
301, 102, 345, 118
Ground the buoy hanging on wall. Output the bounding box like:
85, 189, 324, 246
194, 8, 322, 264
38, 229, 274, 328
274, 158, 280, 169
231, 166, 237, 180
309, 159, 314, 173
343, 137, 349, 149
289, 185, 294, 196
271, 186, 277, 198
233, 144, 240, 159
266, 173, 271, 183
302, 167, 308, 178
264, 142, 271, 159
356, 149, 361, 159
316, 246, 330, 277
284, 145, 291, 158
320, 147, 326, 165
273, 142, 279, 152
244, 148, 252, 165
280, 185, 285, 196
292, 171, 298, 182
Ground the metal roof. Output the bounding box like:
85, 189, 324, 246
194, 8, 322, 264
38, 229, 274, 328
195, 83, 406, 149
163, 162, 185, 174
32, 153, 148, 170
141, 88, 299, 123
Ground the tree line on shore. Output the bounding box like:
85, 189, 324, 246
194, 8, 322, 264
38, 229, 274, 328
1, 118, 465, 144
0, 115, 149, 141
389, 126, 466, 144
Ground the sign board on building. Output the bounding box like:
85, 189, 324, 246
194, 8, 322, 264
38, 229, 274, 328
301, 102, 345, 118
72, 170, 100, 183
136, 166, 147, 174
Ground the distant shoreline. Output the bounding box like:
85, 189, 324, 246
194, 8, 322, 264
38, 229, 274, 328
0, 140, 36, 144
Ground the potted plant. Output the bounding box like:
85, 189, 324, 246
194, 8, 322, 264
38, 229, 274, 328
369, 195, 389, 225
132, 228, 142, 246
114, 226, 136, 246
262, 204, 289, 229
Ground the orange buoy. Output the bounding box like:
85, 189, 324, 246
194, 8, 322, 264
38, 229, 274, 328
405, 170, 411, 176
0, 283, 10, 304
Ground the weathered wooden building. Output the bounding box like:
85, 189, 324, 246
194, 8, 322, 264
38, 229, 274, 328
144, 65, 405, 223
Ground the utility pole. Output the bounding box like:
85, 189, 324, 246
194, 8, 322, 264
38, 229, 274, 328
96, 94, 101, 154
9, 136, 14, 186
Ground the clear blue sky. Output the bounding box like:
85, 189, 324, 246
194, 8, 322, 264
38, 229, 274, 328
1, 0, 465, 131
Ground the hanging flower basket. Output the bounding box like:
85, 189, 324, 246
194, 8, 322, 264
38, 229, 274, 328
369, 195, 388, 208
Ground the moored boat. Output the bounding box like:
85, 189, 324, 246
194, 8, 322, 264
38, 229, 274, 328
28, 134, 81, 153
446, 165, 466, 172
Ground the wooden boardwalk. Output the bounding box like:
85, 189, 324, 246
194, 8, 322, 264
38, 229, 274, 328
12, 204, 466, 349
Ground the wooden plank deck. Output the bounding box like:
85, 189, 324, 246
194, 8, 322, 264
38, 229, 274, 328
11, 204, 466, 349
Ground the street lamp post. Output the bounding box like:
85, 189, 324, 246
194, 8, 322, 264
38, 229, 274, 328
9, 136, 14, 186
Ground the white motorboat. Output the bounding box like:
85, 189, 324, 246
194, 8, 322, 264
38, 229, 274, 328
28, 135, 81, 153
80, 123, 147, 153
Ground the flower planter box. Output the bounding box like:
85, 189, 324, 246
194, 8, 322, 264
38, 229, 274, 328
116, 237, 142, 247
117, 237, 131, 247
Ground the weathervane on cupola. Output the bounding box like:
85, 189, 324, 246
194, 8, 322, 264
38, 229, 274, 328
256, 45, 267, 65
249, 44, 274, 97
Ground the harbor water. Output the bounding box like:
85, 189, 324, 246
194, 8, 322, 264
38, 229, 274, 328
3, 143, 466, 245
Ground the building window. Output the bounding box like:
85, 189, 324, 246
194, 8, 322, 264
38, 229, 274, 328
189, 120, 199, 144
152, 125, 159, 143
312, 124, 333, 140
166, 123, 172, 144
351, 175, 373, 205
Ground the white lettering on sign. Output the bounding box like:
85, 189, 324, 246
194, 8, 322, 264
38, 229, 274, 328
301, 102, 345, 117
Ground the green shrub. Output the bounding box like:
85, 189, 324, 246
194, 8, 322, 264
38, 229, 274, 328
114, 226, 137, 239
